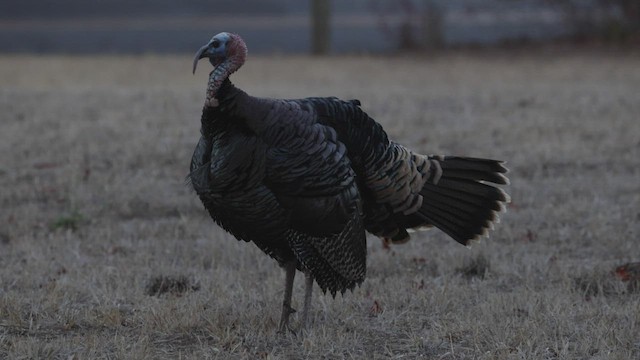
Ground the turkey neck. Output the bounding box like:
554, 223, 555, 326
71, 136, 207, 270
205, 62, 231, 108
200, 78, 246, 138
205, 51, 246, 108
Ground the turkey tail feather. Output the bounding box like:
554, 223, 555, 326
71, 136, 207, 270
418, 156, 509, 245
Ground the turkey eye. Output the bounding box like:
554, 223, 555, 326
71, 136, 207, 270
212, 39, 221, 49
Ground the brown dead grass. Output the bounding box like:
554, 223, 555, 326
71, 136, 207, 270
1, 51, 639, 359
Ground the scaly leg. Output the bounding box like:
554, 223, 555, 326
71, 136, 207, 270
278, 260, 296, 333
302, 271, 313, 330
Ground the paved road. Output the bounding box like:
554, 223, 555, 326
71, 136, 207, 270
0, 9, 568, 54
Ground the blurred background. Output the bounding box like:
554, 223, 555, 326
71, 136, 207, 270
1, 0, 638, 54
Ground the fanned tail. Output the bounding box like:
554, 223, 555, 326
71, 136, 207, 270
417, 156, 510, 245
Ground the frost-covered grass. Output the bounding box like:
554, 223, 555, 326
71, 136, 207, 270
1, 51, 639, 359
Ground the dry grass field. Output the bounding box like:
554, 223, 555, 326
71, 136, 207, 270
1, 50, 639, 359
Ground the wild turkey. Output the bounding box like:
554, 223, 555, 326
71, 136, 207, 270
188, 32, 510, 332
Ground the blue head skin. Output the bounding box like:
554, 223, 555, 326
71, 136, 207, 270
192, 32, 248, 107
192, 32, 232, 74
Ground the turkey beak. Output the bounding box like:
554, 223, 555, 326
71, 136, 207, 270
192, 44, 210, 74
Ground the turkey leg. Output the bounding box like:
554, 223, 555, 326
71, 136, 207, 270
278, 260, 296, 333
302, 272, 313, 329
